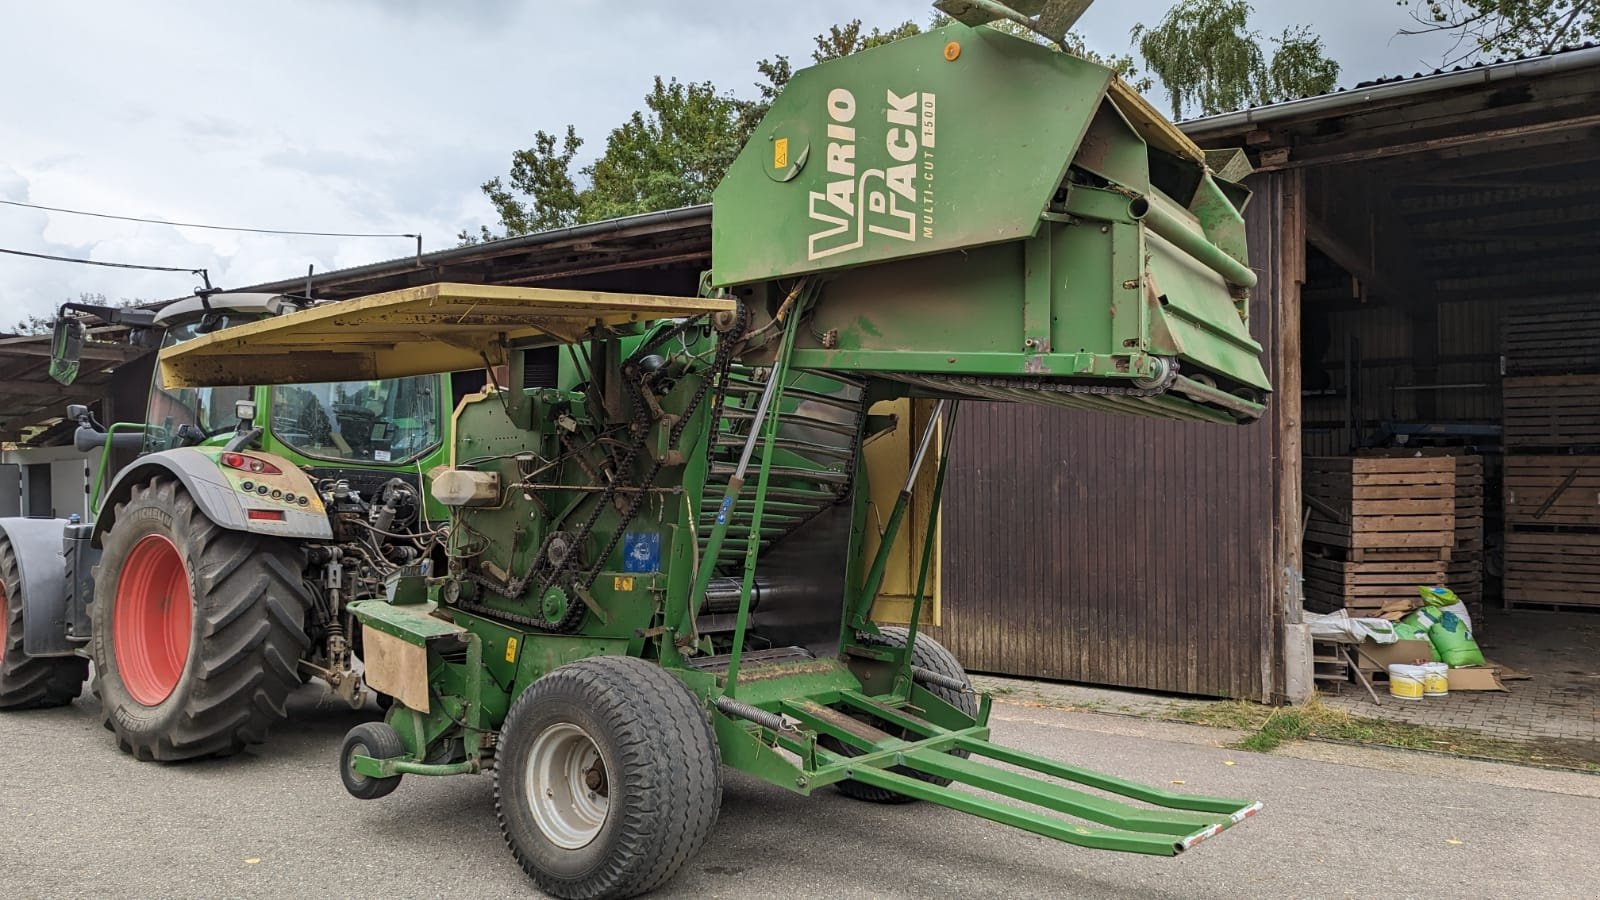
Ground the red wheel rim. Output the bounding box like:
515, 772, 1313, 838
113, 534, 192, 706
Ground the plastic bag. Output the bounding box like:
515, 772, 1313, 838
1429, 611, 1486, 668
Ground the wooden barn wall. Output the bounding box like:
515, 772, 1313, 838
1301, 298, 1503, 456
927, 172, 1300, 700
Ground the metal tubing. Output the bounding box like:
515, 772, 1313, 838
952, 735, 1258, 816
851, 402, 947, 630
903, 751, 1228, 836
840, 765, 1184, 856
722, 301, 807, 696
899, 401, 958, 677
1144, 202, 1258, 290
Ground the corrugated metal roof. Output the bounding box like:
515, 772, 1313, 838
1183, 41, 1600, 134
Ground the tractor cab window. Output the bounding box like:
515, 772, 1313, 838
145, 318, 253, 453
269, 376, 441, 465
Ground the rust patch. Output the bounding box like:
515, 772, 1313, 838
1024, 355, 1051, 375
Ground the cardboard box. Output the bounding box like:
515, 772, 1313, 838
1354, 639, 1435, 670
1447, 667, 1507, 692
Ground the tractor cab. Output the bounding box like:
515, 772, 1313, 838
51, 291, 454, 518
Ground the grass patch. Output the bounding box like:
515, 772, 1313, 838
1171, 696, 1600, 769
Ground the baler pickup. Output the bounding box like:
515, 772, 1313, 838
779, 690, 1260, 856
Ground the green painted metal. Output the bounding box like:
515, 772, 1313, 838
155, 3, 1270, 875
713, 22, 1269, 423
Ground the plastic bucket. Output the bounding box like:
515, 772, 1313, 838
1388, 664, 1427, 701
1422, 662, 1450, 697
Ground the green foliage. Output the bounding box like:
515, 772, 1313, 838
468, 12, 1159, 243
463, 79, 748, 243
1132, 0, 1341, 119
1400, 1, 1598, 62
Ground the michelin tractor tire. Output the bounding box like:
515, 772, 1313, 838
92, 476, 311, 761
0, 535, 88, 709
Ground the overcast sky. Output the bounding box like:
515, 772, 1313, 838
1, 0, 1461, 323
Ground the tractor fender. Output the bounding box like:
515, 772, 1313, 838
0, 516, 75, 657
93, 449, 333, 544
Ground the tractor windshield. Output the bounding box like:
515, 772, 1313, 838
146, 318, 254, 452
269, 377, 442, 465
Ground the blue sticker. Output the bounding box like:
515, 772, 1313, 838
715, 496, 734, 525
623, 531, 661, 573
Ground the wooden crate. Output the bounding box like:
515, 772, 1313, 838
1503, 375, 1600, 451
1503, 455, 1600, 528
1504, 531, 1600, 609
1311, 640, 1347, 689
1303, 554, 1447, 614
1303, 456, 1455, 551
1503, 304, 1600, 375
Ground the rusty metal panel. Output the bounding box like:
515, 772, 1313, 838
927, 174, 1293, 699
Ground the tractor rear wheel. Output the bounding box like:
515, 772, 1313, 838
0, 535, 88, 709
91, 476, 311, 761
831, 626, 979, 804
495, 656, 721, 900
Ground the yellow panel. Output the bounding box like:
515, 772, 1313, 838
863, 398, 943, 626
158, 282, 737, 388
1107, 79, 1206, 164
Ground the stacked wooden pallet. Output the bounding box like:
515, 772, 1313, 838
1502, 303, 1600, 612
1503, 455, 1600, 609
1503, 375, 1600, 451
1354, 450, 1483, 616
1302, 456, 1454, 615
1503, 304, 1600, 375
1503, 532, 1600, 608
1446, 455, 1484, 616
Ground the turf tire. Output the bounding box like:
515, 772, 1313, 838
831, 626, 979, 804
495, 656, 722, 899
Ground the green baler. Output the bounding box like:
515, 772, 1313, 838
161, 15, 1268, 900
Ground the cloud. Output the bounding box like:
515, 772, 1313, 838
2, 0, 1469, 326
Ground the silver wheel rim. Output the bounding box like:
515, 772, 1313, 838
526, 722, 609, 849
348, 740, 370, 785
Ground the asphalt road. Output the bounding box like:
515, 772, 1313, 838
4, 686, 1599, 899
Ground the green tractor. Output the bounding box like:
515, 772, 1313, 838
162, 14, 1270, 898
0, 289, 476, 760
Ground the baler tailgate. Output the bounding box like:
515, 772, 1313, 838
794, 692, 1260, 857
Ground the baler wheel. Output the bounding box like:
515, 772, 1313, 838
340, 721, 405, 799
495, 656, 722, 900
0, 536, 88, 709
91, 476, 311, 761
831, 627, 979, 804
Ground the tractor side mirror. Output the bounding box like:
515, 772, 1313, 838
49, 315, 85, 385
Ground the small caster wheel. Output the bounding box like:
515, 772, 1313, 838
340, 721, 405, 800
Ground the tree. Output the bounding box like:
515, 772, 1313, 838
1132, 0, 1341, 119
463, 78, 748, 243
1399, 1, 1598, 63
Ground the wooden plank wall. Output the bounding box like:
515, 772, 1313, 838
928, 172, 1302, 700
